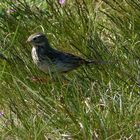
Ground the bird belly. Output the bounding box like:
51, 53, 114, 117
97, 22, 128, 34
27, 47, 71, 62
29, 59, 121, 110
39, 61, 72, 73
39, 61, 69, 73
55, 62, 74, 73
38, 62, 51, 73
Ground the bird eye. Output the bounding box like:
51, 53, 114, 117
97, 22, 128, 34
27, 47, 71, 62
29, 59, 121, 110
33, 37, 37, 41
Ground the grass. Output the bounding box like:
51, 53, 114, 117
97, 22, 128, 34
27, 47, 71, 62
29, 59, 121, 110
0, 0, 140, 139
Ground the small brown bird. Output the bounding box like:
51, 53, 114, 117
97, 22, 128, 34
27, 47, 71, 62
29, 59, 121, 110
27, 32, 99, 74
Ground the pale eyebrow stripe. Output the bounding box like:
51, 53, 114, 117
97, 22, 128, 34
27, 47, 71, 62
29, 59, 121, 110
35, 34, 42, 38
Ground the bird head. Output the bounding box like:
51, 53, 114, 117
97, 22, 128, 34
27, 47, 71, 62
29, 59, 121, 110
27, 32, 49, 46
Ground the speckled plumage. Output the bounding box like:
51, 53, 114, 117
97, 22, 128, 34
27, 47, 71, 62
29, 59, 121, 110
27, 32, 96, 73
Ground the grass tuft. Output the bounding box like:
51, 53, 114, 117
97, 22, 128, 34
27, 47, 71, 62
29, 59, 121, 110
0, 0, 139, 139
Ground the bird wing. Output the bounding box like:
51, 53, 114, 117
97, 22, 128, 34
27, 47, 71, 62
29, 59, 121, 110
59, 52, 85, 64
37, 45, 86, 70
41, 47, 84, 63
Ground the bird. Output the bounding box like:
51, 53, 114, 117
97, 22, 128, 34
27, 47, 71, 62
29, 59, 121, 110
27, 32, 101, 74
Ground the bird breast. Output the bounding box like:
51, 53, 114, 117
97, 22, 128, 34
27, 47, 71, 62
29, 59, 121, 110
32, 47, 39, 65
31, 47, 51, 72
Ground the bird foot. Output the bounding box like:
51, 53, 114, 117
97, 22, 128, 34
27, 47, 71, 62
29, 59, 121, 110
27, 76, 48, 83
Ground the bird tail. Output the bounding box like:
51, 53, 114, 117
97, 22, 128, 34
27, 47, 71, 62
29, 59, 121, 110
85, 60, 113, 65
